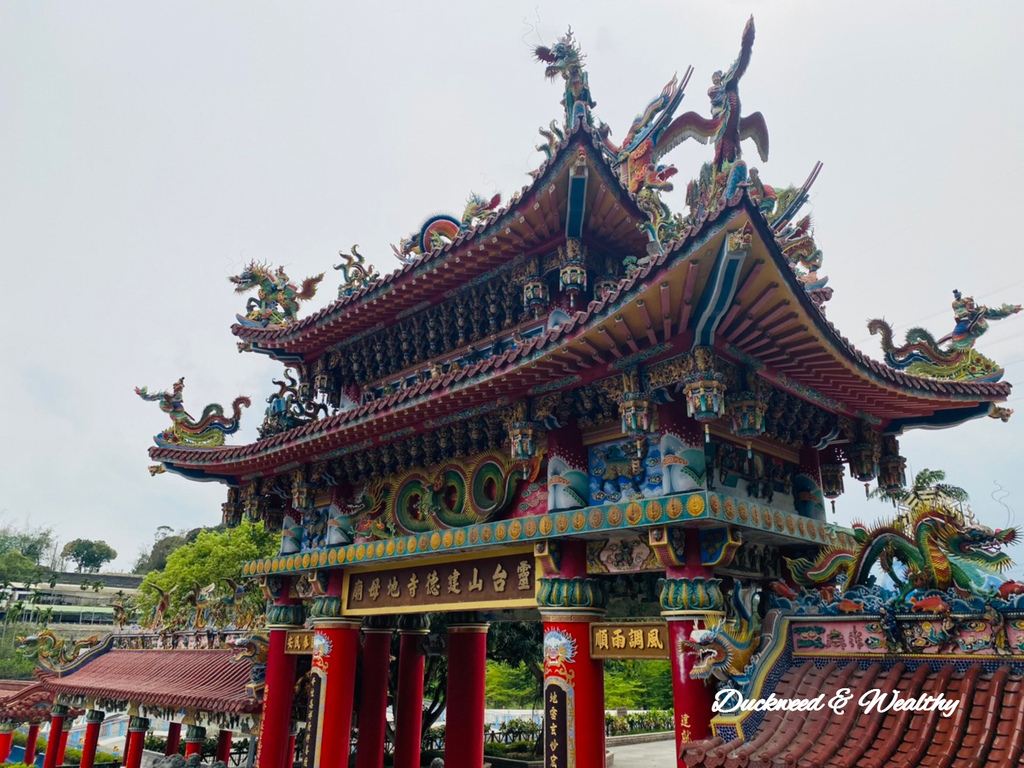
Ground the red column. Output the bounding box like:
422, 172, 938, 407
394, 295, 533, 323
124, 716, 150, 768
165, 721, 181, 756
217, 729, 233, 762
0, 723, 14, 763
255, 596, 304, 768
444, 619, 489, 768
79, 710, 105, 768
662, 531, 724, 766
355, 621, 394, 768
393, 616, 429, 768
24, 722, 40, 765
42, 705, 67, 768
539, 541, 607, 768
310, 612, 361, 767
184, 725, 206, 758
285, 726, 297, 768
57, 722, 71, 766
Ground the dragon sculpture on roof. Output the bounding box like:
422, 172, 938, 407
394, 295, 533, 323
534, 27, 599, 129
869, 291, 1021, 382
683, 582, 761, 686
229, 261, 324, 327
786, 500, 1018, 599
135, 377, 250, 448
17, 630, 103, 670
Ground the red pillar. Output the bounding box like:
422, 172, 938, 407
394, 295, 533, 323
79, 710, 105, 768
393, 616, 429, 768
539, 541, 608, 768
217, 729, 233, 762
0, 723, 14, 764
42, 705, 67, 768
255, 595, 304, 768
310, 609, 361, 767
24, 722, 40, 765
355, 620, 395, 768
57, 722, 71, 766
165, 721, 181, 756
662, 531, 724, 766
285, 726, 297, 768
124, 717, 149, 768
184, 725, 206, 758
444, 618, 489, 768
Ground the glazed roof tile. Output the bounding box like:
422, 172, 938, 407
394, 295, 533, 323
682, 659, 1024, 767
38, 650, 258, 714
0, 682, 72, 723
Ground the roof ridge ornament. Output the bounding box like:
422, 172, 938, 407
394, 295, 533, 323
135, 377, 251, 449
391, 192, 502, 262
534, 26, 598, 130
334, 244, 380, 297
868, 293, 1021, 383
229, 261, 324, 327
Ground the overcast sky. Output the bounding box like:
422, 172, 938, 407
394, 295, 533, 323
2, 2, 1022, 577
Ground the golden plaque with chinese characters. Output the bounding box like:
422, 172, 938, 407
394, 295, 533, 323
342, 547, 537, 615
283, 629, 316, 655
590, 621, 669, 659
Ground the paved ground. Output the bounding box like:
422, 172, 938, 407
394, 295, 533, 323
610, 738, 677, 767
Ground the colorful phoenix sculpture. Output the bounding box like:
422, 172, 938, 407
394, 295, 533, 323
135, 377, 250, 448
228, 261, 324, 327
786, 501, 1018, 599
870, 291, 1021, 382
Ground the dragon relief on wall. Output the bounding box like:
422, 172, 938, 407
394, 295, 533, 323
869, 290, 1021, 383
299, 450, 529, 543
228, 261, 324, 327
136, 377, 250, 449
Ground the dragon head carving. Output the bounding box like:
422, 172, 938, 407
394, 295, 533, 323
683, 583, 760, 684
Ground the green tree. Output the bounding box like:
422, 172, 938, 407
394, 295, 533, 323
0, 550, 40, 584
0, 521, 53, 565
60, 539, 117, 572
870, 467, 969, 506
136, 521, 277, 624
133, 532, 188, 574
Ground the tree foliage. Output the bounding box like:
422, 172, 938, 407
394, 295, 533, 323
60, 539, 117, 572
0, 521, 53, 565
136, 521, 277, 624
870, 467, 969, 506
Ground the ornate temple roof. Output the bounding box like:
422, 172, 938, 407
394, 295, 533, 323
37, 649, 259, 715
683, 659, 1024, 767
232, 121, 649, 361
150, 188, 1009, 480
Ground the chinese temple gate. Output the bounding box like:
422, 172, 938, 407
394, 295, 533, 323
121, 17, 1023, 768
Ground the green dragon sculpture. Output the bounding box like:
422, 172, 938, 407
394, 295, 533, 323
229, 261, 324, 327
17, 630, 102, 670
136, 377, 251, 448
869, 291, 1020, 382
534, 27, 599, 129
787, 502, 1017, 598
683, 583, 760, 685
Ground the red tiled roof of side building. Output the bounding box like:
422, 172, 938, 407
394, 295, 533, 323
0, 682, 78, 723
37, 650, 259, 715
682, 659, 1024, 767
